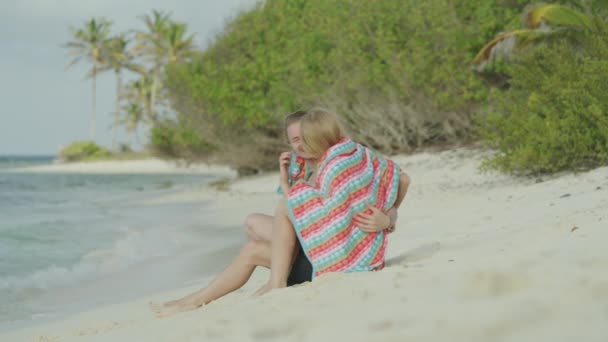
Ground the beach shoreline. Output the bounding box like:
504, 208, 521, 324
2, 148, 607, 342
5, 158, 237, 177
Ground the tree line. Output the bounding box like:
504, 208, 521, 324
64, 1, 608, 175
63, 10, 196, 149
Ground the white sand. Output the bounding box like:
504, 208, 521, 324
3, 148, 607, 342
8, 158, 237, 176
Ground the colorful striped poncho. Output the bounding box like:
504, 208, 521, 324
277, 153, 314, 195
286, 138, 400, 279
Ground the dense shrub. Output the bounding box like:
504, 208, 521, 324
59, 141, 112, 162
155, 0, 607, 175
162, 0, 528, 171
150, 119, 216, 160
478, 21, 608, 175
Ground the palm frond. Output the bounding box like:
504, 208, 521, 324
524, 4, 595, 30
64, 56, 84, 70
63, 17, 113, 70
472, 29, 538, 68
124, 63, 147, 75
472, 3, 596, 71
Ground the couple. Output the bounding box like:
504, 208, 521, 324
152, 109, 411, 315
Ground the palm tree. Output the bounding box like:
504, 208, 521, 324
118, 103, 145, 147
472, 4, 596, 71
64, 18, 113, 141
133, 10, 172, 123
165, 21, 197, 64
121, 76, 153, 132
100, 35, 145, 149
133, 10, 197, 123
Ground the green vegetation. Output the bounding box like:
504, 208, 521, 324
58, 141, 112, 162
163, 0, 527, 171
64, 18, 113, 141
478, 18, 608, 174
58, 141, 151, 162
63, 1, 608, 175
62, 10, 196, 153
150, 119, 216, 160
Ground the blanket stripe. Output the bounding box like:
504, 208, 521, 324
286, 138, 400, 279
277, 153, 314, 195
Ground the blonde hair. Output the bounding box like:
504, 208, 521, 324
300, 109, 344, 159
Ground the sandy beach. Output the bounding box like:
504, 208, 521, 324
9, 158, 237, 176
2, 149, 607, 342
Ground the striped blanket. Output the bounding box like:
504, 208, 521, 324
277, 153, 313, 195
286, 138, 400, 279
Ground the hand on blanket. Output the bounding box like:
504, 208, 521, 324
354, 205, 393, 233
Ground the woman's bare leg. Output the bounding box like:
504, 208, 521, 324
151, 239, 271, 315
257, 199, 298, 295
150, 215, 274, 315
245, 213, 274, 241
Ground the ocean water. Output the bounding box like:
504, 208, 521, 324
0, 156, 242, 331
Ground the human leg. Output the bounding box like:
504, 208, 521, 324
151, 239, 271, 315
257, 199, 298, 294
244, 213, 274, 241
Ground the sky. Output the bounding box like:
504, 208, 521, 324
0, 0, 259, 155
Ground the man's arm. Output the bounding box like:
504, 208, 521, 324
394, 169, 410, 209
354, 168, 411, 233
386, 169, 411, 230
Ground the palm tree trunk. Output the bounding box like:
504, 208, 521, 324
150, 71, 158, 123
150, 63, 160, 124
91, 66, 97, 141
112, 70, 123, 150
135, 130, 141, 146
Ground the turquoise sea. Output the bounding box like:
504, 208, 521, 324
0, 156, 241, 331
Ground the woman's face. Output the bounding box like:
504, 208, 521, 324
286, 121, 312, 159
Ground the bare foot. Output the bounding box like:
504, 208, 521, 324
149, 301, 164, 315
254, 281, 288, 296
254, 282, 272, 296
161, 299, 182, 308
149, 300, 200, 318
148, 298, 182, 313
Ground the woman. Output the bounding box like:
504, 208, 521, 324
259, 109, 410, 294
151, 110, 409, 314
